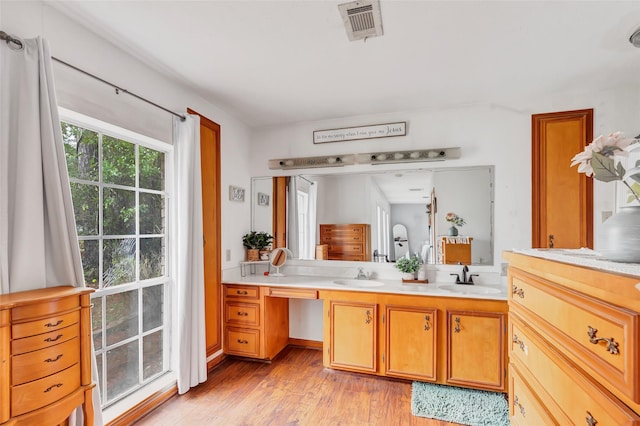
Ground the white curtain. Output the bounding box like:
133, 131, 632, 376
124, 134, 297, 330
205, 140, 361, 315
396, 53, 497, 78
302, 181, 317, 259
172, 114, 208, 394
0, 37, 103, 425
287, 176, 299, 257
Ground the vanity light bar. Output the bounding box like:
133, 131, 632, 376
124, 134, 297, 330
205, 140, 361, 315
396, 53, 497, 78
268, 148, 460, 170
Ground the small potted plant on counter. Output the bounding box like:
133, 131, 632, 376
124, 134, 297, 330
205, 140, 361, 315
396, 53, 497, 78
395, 255, 421, 281
242, 231, 273, 261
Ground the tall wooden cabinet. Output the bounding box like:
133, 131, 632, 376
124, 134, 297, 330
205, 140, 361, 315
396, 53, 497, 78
320, 224, 371, 261
0, 286, 95, 425
505, 251, 640, 425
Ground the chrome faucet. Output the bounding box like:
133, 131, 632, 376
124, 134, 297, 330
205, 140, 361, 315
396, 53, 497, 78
450, 265, 479, 285
355, 267, 368, 280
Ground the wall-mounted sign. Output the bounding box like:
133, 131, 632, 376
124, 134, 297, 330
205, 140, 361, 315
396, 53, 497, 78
229, 185, 245, 202
313, 121, 406, 144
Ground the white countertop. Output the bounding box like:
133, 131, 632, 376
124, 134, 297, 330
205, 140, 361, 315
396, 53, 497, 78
222, 274, 507, 300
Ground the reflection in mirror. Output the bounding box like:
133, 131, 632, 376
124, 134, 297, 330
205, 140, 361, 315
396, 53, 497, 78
251, 166, 494, 266
392, 224, 409, 260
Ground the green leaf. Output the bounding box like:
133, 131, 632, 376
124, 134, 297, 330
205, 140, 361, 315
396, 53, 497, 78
626, 166, 640, 184
627, 182, 640, 204
591, 152, 621, 182
635, 160, 640, 168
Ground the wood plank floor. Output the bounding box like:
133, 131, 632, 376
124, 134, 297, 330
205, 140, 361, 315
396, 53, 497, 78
136, 346, 460, 426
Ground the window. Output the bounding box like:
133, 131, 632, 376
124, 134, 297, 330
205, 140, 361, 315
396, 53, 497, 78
297, 189, 310, 258
62, 115, 171, 407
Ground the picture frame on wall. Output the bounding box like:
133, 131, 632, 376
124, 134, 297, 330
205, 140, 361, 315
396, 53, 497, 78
229, 185, 245, 202
257, 192, 270, 206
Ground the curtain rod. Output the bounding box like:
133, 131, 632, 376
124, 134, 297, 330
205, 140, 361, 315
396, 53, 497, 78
1, 30, 186, 121
297, 175, 315, 185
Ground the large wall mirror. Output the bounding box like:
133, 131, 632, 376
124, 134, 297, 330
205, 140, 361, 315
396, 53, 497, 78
251, 166, 494, 266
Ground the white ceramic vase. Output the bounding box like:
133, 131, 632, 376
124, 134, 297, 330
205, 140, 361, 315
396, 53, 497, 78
402, 272, 415, 280
598, 206, 640, 263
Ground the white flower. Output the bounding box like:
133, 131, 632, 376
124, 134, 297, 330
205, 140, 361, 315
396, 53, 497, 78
571, 132, 636, 177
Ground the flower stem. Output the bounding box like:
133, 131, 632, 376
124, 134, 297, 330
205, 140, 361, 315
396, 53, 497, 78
622, 180, 640, 204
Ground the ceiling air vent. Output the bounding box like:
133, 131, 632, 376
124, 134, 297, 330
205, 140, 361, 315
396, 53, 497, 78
338, 0, 383, 41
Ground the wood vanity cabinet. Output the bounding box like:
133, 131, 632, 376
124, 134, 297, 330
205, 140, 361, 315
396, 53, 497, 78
319, 224, 371, 261
223, 284, 289, 360
438, 236, 473, 265
321, 290, 507, 392
0, 286, 95, 426
504, 251, 640, 425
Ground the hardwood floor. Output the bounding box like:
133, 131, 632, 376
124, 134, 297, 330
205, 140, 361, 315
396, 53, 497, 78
135, 346, 459, 426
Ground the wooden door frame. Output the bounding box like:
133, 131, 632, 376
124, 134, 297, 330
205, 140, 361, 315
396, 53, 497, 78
187, 108, 222, 356
532, 108, 593, 248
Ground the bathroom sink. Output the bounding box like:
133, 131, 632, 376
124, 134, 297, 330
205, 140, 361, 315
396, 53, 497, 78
333, 279, 385, 288
439, 285, 501, 295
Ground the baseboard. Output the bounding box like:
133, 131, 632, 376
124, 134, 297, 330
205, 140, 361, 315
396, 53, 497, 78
107, 383, 177, 426
288, 338, 323, 350
207, 353, 227, 372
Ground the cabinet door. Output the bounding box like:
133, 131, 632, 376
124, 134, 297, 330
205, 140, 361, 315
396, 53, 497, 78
384, 305, 437, 381
447, 310, 505, 391
329, 300, 377, 372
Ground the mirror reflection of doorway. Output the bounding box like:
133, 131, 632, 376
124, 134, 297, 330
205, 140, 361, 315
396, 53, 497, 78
393, 224, 409, 261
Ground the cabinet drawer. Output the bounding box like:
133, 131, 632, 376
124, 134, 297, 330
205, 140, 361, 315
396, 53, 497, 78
509, 364, 556, 425
225, 302, 260, 327
224, 285, 259, 300
11, 295, 79, 322
510, 269, 639, 402
327, 243, 364, 254
321, 226, 364, 235
12, 310, 80, 339
12, 323, 79, 355
11, 363, 80, 416
510, 314, 640, 425
225, 327, 260, 357
320, 233, 364, 243
12, 337, 80, 386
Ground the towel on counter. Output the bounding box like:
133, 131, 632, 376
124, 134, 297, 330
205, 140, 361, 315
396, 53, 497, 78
444, 237, 471, 244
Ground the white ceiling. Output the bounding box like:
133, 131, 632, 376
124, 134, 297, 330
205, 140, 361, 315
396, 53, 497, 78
52, 1, 640, 129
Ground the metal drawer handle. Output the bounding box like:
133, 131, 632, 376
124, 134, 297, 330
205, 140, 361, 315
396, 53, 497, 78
513, 395, 525, 417
237, 339, 248, 344
513, 334, 526, 352
424, 315, 431, 331
44, 334, 63, 343
45, 320, 63, 328
236, 290, 248, 295
236, 311, 249, 316
586, 411, 597, 426
512, 285, 525, 298
454, 316, 461, 333
587, 326, 619, 355
45, 354, 63, 363
44, 383, 63, 393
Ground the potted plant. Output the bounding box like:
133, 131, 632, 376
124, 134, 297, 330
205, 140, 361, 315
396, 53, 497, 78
242, 231, 273, 261
395, 255, 421, 280
445, 212, 466, 236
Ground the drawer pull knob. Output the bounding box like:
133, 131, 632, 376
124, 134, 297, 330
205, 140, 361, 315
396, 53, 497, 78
454, 316, 461, 333
365, 310, 372, 325
236, 311, 249, 316
45, 320, 63, 327
424, 315, 431, 331
512, 285, 525, 298
45, 354, 63, 363
44, 334, 63, 343
586, 411, 597, 426
44, 383, 63, 393
513, 395, 526, 417
512, 334, 526, 352
587, 326, 619, 355
236, 290, 248, 295
237, 339, 249, 344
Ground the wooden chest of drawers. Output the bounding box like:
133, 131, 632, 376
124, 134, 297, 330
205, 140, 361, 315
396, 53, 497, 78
0, 286, 95, 425
319, 224, 371, 261
504, 252, 640, 425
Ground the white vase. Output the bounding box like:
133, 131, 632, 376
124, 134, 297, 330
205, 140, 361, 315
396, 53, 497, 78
402, 272, 415, 280
598, 206, 640, 263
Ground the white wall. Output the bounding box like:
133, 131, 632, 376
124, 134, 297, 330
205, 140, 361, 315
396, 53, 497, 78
1, 1, 253, 269
249, 85, 640, 269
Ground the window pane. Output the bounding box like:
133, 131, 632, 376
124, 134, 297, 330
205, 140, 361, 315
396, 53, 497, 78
62, 122, 99, 181
79, 240, 99, 288
106, 290, 139, 346
140, 238, 164, 280
92, 296, 103, 350
103, 188, 135, 236
106, 341, 139, 401
95, 352, 104, 404
103, 136, 135, 186
139, 192, 164, 234
139, 146, 164, 190
143, 285, 163, 332
71, 183, 99, 235
103, 239, 136, 286
143, 331, 163, 380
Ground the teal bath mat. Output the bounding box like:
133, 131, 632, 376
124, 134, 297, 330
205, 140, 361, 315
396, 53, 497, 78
411, 382, 509, 426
